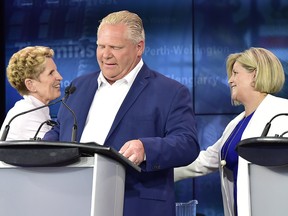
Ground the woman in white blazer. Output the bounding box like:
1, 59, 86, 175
174, 47, 288, 216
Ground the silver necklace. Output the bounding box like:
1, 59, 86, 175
221, 117, 247, 167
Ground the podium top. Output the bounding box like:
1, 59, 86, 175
0, 140, 141, 172
236, 137, 288, 166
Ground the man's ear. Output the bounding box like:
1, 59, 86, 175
137, 40, 145, 57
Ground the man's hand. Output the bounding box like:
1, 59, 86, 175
119, 139, 145, 165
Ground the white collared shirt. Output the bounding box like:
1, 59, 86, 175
80, 60, 143, 145
0, 95, 51, 140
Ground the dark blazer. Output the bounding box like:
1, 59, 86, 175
44, 63, 199, 216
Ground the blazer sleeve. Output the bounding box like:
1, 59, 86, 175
174, 112, 245, 181
174, 138, 221, 181
140, 85, 200, 171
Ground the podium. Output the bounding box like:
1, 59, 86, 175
236, 137, 288, 216
0, 140, 140, 216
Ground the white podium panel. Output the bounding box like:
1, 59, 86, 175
249, 164, 288, 216
237, 137, 288, 216
0, 155, 125, 216
91, 154, 125, 216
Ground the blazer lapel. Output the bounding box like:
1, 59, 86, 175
76, 73, 99, 139
105, 64, 150, 142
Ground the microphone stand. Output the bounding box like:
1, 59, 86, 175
261, 113, 288, 137
32, 120, 58, 140
61, 100, 78, 142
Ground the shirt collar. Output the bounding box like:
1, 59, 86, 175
97, 59, 144, 88
23, 94, 46, 106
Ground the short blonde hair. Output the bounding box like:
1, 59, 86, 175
97, 10, 145, 44
226, 47, 285, 94
7, 46, 54, 96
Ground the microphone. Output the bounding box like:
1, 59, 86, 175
0, 85, 75, 141
64, 84, 76, 100
32, 120, 58, 140
261, 113, 288, 137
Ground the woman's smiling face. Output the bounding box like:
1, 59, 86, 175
228, 61, 256, 104
27, 58, 63, 104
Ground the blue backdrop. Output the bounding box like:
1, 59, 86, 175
3, 0, 288, 215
